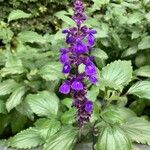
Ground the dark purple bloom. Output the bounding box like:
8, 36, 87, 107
85, 101, 93, 112
88, 34, 95, 46
74, 41, 87, 54
71, 80, 84, 91
62, 63, 71, 74
89, 76, 98, 84
59, 81, 70, 94
60, 53, 69, 64
85, 64, 96, 76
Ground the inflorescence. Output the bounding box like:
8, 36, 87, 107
59, 0, 97, 127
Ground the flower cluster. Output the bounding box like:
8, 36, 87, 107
59, 0, 97, 127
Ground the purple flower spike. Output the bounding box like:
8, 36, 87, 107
63, 63, 71, 74
59, 0, 98, 127
71, 80, 84, 91
59, 81, 70, 94
85, 101, 93, 112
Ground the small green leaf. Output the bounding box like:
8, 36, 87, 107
0, 80, 19, 96
92, 48, 108, 59
43, 127, 78, 150
61, 98, 72, 109
95, 125, 132, 150
38, 62, 64, 81
0, 100, 6, 114
8, 10, 31, 22
61, 108, 76, 124
78, 63, 85, 74
122, 117, 150, 145
18, 31, 46, 43
8, 127, 43, 149
127, 81, 150, 100
26, 91, 59, 117
138, 36, 150, 50
121, 47, 137, 58
134, 65, 150, 77
6, 86, 26, 112
100, 60, 133, 91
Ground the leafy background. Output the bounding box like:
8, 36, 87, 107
0, 0, 150, 150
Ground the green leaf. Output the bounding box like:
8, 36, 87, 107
122, 117, 150, 145
26, 91, 59, 117
121, 47, 138, 58
134, 65, 150, 77
34, 118, 61, 140
86, 86, 99, 102
43, 127, 78, 150
61, 108, 76, 124
100, 60, 133, 91
95, 125, 132, 150
127, 81, 150, 100
8, 127, 43, 149
1, 54, 24, 77
6, 86, 26, 112
0, 79, 19, 96
11, 111, 27, 134
38, 62, 64, 81
101, 106, 136, 124
0, 100, 6, 114
17, 31, 46, 44
91, 48, 108, 59
138, 36, 150, 50
8, 10, 31, 22
61, 98, 72, 109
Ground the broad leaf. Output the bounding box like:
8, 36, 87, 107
127, 81, 150, 100
138, 36, 150, 50
6, 86, 26, 112
100, 60, 133, 90
38, 62, 64, 81
0, 80, 19, 96
8, 127, 43, 149
17, 31, 46, 44
8, 10, 31, 22
43, 127, 78, 150
26, 91, 59, 117
101, 106, 136, 124
95, 125, 132, 150
122, 117, 150, 145
134, 65, 150, 77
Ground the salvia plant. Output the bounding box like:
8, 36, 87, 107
0, 0, 150, 150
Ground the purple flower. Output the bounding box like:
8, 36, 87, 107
71, 80, 84, 91
62, 63, 71, 74
59, 81, 70, 94
85, 101, 93, 112
60, 53, 69, 64
74, 41, 87, 54
85, 64, 96, 76
88, 34, 95, 46
89, 76, 98, 84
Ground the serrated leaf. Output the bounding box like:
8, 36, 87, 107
38, 62, 64, 81
95, 125, 132, 150
43, 127, 78, 150
101, 106, 136, 124
17, 31, 46, 43
8, 10, 31, 22
6, 86, 26, 112
8, 127, 43, 149
0, 80, 19, 96
100, 60, 133, 91
127, 81, 150, 100
138, 36, 150, 50
35, 118, 61, 140
26, 91, 59, 117
122, 117, 150, 145
92, 48, 108, 59
134, 65, 150, 77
